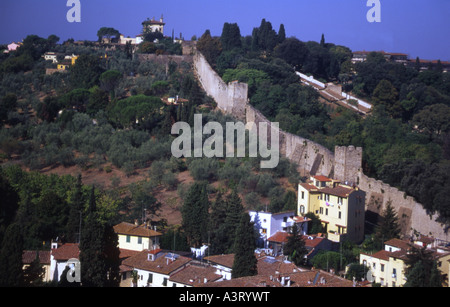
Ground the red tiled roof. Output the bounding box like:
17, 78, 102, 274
119, 249, 140, 260
198, 269, 354, 287
268, 231, 290, 243
122, 250, 191, 275
384, 238, 413, 251
51, 243, 80, 261
169, 264, 222, 286
320, 186, 354, 198
299, 183, 319, 192
113, 222, 162, 237
314, 175, 332, 182
204, 254, 235, 269
22, 250, 51, 265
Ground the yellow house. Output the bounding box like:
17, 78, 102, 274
114, 221, 162, 252
71, 55, 79, 66
57, 63, 70, 71
298, 175, 365, 243
360, 237, 450, 287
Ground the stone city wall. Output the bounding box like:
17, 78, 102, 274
192, 51, 449, 240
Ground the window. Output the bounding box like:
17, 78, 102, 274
325, 208, 328, 216
301, 191, 305, 199
138, 237, 142, 244
261, 228, 267, 234
338, 211, 341, 219
381, 264, 384, 272
126, 235, 131, 243
324, 194, 330, 202
320, 207, 323, 214
338, 197, 343, 205
300, 205, 305, 214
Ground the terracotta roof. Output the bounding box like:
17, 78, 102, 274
384, 238, 413, 251
113, 222, 162, 237
198, 269, 354, 287
119, 248, 140, 260
169, 264, 222, 286
268, 231, 290, 243
122, 250, 191, 275
22, 250, 51, 265
313, 175, 332, 182
299, 183, 319, 192
142, 19, 165, 25
51, 243, 80, 261
204, 254, 235, 269
320, 186, 354, 198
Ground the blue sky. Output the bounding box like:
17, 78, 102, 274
1, 0, 449, 61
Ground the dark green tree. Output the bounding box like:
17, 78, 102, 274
0, 223, 24, 287
70, 54, 105, 89
79, 186, 120, 287
373, 201, 401, 250
208, 192, 229, 255
181, 182, 210, 248
23, 252, 45, 286
197, 30, 223, 66
283, 223, 307, 266
231, 212, 257, 278
404, 245, 442, 287
223, 189, 244, 253
67, 174, 84, 243
274, 37, 309, 70
97, 27, 120, 43
0, 168, 19, 244
277, 24, 286, 44
220, 22, 242, 51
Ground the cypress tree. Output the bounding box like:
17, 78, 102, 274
67, 174, 83, 243
0, 223, 24, 287
181, 182, 210, 248
283, 223, 307, 266
231, 213, 257, 278
278, 24, 286, 44
79, 186, 120, 287
208, 192, 229, 255
223, 189, 244, 253
374, 201, 401, 249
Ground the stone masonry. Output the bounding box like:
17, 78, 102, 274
192, 50, 449, 241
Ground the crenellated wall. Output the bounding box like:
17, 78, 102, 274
192, 50, 449, 241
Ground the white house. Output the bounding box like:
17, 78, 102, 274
203, 254, 235, 280
49, 242, 80, 282
249, 211, 309, 248
122, 249, 192, 287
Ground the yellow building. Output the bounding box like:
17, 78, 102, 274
298, 175, 365, 243
71, 55, 79, 66
114, 222, 162, 252
360, 237, 450, 287
57, 63, 70, 71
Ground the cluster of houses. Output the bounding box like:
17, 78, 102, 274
21, 175, 450, 287
351, 50, 450, 72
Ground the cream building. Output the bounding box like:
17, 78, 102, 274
360, 237, 450, 287
298, 175, 365, 243
142, 16, 165, 35
113, 221, 162, 252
